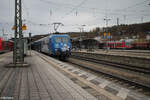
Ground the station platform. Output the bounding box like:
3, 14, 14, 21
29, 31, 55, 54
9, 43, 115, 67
0, 51, 149, 100
0, 52, 99, 100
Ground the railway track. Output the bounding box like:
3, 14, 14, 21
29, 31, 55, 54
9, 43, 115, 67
69, 55, 150, 95
109, 51, 150, 57
107, 50, 150, 54
71, 55, 150, 75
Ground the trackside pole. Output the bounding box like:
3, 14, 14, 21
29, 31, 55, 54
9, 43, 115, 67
7, 0, 28, 67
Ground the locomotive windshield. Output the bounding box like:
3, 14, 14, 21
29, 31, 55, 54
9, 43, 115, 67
54, 37, 68, 43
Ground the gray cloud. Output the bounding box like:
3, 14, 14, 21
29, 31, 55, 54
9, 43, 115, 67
0, 0, 150, 37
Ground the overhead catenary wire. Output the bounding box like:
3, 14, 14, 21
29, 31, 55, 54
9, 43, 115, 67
60, 0, 88, 19
39, 0, 150, 24
11, 0, 150, 33
41, 0, 150, 25
40, 0, 150, 14
119, 0, 150, 11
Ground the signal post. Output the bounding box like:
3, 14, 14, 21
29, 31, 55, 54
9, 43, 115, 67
7, 0, 28, 67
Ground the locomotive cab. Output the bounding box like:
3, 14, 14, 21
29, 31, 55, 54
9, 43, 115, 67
47, 34, 71, 60
52, 35, 71, 58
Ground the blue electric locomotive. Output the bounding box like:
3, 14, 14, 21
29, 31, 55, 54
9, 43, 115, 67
34, 34, 71, 59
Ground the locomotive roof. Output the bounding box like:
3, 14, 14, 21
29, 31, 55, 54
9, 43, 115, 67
33, 34, 70, 43
50, 34, 69, 38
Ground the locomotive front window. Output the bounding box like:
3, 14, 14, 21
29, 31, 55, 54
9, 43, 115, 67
62, 37, 68, 43
54, 37, 62, 43
54, 37, 68, 43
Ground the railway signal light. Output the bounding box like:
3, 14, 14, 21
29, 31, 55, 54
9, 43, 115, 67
12, 24, 27, 31
22, 24, 27, 30
12, 26, 16, 30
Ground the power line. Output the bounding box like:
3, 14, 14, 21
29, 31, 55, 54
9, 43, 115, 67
40, 0, 150, 18
104, 18, 111, 27
119, 0, 150, 11
61, 0, 88, 19
52, 22, 64, 32
20, 0, 150, 32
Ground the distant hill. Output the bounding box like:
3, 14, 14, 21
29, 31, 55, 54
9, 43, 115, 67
31, 22, 150, 42
66, 22, 150, 40
92, 22, 150, 40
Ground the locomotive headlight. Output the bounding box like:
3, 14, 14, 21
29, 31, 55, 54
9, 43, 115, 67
61, 44, 69, 52
64, 45, 68, 49
55, 48, 58, 51
61, 47, 66, 51
55, 44, 59, 48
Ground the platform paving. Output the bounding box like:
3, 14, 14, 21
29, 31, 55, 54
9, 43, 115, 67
38, 51, 150, 100
0, 52, 97, 100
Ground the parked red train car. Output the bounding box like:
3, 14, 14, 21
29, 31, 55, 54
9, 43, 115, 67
105, 41, 132, 49
132, 42, 149, 49
0, 37, 4, 53
104, 40, 150, 49
0, 37, 13, 53
4, 41, 13, 51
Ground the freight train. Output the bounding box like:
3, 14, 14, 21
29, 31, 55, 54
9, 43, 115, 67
32, 34, 71, 60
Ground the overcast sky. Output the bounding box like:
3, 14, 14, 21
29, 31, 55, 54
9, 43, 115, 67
0, 0, 150, 38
